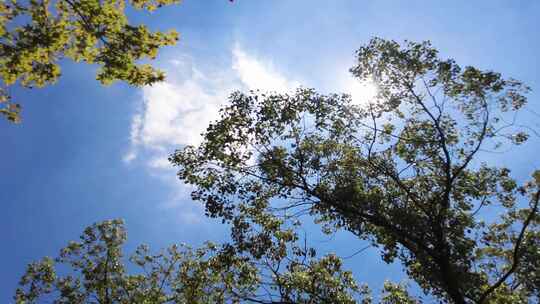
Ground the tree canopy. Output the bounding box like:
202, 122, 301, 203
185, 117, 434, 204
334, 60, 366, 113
16, 38, 539, 303
171, 38, 539, 303
16, 219, 419, 303
0, 0, 181, 123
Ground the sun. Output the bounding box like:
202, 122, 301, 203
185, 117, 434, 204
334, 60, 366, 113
347, 78, 378, 105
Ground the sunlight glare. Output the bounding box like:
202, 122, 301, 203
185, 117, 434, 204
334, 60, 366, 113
347, 77, 378, 105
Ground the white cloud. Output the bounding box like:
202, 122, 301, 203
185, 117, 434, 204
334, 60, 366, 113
122, 150, 137, 163
124, 44, 297, 220
124, 60, 227, 164
148, 155, 173, 170
138, 81, 223, 148
126, 45, 297, 161
232, 44, 299, 92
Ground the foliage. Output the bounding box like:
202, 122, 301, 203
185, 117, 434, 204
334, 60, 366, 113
0, 0, 181, 123
171, 38, 539, 303
15, 219, 384, 303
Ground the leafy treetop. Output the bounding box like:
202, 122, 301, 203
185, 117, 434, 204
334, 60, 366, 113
0, 0, 180, 123
16, 218, 421, 303
171, 38, 539, 303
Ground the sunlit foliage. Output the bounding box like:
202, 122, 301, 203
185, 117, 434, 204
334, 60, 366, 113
0, 0, 181, 123
16, 219, 392, 303
172, 38, 538, 303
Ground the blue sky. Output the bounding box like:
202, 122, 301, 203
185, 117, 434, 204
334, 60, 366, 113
1, 0, 539, 301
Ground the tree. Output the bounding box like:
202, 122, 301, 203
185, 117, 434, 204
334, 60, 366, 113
0, 0, 181, 123
16, 219, 422, 303
171, 38, 539, 303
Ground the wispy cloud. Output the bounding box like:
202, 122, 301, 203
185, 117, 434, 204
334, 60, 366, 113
126, 44, 297, 164
124, 44, 297, 221
232, 44, 299, 92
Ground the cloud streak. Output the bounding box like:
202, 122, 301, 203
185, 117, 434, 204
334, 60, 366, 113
126, 44, 297, 164
232, 44, 298, 92
124, 44, 297, 222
